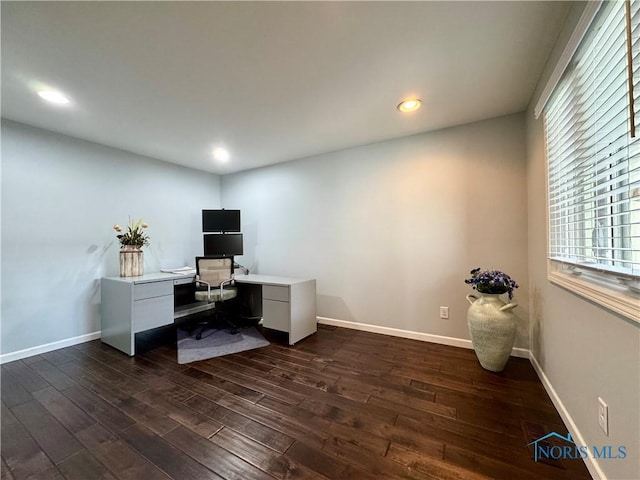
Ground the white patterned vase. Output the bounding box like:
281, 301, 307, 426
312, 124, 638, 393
466, 293, 517, 372
119, 245, 144, 277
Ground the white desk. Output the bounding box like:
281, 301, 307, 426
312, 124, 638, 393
234, 274, 317, 345
100, 272, 317, 355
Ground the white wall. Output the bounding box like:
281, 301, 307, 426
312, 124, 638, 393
1, 120, 221, 357
525, 3, 640, 478
222, 114, 529, 346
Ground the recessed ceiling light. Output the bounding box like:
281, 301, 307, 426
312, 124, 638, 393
37, 89, 70, 105
212, 147, 230, 162
397, 98, 422, 113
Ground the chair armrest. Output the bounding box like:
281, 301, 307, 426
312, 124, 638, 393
219, 277, 234, 295
195, 278, 212, 299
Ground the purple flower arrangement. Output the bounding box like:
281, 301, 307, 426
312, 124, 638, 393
464, 267, 519, 300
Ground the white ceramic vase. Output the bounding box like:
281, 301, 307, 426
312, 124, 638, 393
466, 293, 517, 372
119, 245, 143, 277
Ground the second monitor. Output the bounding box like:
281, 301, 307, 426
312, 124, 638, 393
204, 233, 243, 257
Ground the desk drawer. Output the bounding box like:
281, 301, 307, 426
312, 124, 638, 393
133, 296, 174, 332
133, 281, 173, 300
263, 299, 290, 332
263, 285, 289, 302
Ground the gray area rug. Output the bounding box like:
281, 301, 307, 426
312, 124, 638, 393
177, 326, 269, 364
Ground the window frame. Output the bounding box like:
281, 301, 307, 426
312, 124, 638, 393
544, 0, 640, 324
546, 260, 640, 323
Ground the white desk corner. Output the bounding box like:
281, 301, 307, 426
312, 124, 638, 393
234, 274, 317, 345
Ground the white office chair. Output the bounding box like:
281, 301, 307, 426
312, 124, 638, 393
193, 257, 238, 338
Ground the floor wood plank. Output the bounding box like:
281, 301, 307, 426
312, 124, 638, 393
32, 386, 96, 434
10, 400, 84, 464
183, 394, 296, 453
209, 427, 308, 480
0, 325, 591, 480
163, 425, 273, 480
118, 423, 222, 480
74, 423, 171, 480
1, 421, 56, 479
56, 449, 118, 480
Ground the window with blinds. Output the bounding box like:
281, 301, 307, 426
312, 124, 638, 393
546, 0, 640, 288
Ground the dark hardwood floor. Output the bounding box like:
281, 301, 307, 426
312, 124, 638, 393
1, 324, 591, 479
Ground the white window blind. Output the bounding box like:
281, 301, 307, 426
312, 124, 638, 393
546, 0, 640, 284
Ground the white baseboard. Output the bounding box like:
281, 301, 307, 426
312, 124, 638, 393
317, 316, 530, 359
529, 352, 605, 480
0, 331, 101, 364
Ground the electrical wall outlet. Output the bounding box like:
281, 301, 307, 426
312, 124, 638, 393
439, 306, 449, 319
598, 397, 609, 435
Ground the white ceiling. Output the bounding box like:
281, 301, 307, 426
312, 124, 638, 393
2, 1, 571, 175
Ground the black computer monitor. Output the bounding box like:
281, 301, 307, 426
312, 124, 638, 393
202, 209, 241, 232
203, 233, 243, 257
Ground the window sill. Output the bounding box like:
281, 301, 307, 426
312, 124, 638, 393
547, 260, 640, 324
